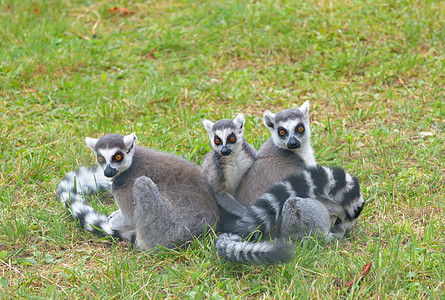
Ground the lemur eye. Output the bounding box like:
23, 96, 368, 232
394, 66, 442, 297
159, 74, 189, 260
279, 130, 286, 136
214, 138, 221, 145
98, 156, 104, 163
297, 125, 305, 133
228, 134, 236, 143
112, 152, 124, 162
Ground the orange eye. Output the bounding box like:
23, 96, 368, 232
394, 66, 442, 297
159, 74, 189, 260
279, 130, 286, 136
297, 126, 304, 132
230, 137, 236, 143
98, 156, 104, 163
115, 155, 122, 161
214, 138, 221, 145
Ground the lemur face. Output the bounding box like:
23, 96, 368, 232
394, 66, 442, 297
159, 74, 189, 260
85, 133, 137, 178
203, 114, 245, 156
264, 101, 311, 151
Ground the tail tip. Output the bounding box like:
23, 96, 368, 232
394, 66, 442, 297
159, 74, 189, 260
215, 233, 295, 265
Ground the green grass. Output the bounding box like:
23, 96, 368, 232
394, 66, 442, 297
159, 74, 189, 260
1, 0, 444, 298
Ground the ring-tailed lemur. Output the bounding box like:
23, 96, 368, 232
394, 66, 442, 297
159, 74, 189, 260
235, 101, 316, 207
216, 165, 365, 264
57, 133, 220, 249
200, 114, 256, 218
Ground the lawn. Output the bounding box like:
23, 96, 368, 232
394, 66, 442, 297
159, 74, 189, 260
0, 0, 444, 298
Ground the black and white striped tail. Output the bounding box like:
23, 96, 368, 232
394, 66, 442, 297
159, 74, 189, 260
216, 165, 365, 264
233, 165, 365, 239
215, 233, 295, 264
57, 166, 135, 242
57, 166, 110, 207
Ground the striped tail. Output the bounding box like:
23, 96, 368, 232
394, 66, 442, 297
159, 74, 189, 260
56, 166, 135, 242
215, 233, 295, 264
216, 165, 365, 264
57, 166, 111, 207
233, 165, 364, 239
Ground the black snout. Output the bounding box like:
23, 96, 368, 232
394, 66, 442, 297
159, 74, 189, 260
221, 146, 232, 156
104, 165, 118, 178
287, 137, 300, 149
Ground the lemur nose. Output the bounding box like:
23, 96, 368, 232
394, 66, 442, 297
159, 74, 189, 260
287, 137, 300, 149
104, 165, 118, 177
221, 146, 232, 156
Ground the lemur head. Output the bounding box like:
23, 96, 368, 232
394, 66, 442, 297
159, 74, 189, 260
203, 114, 245, 156
85, 133, 137, 178
264, 101, 311, 151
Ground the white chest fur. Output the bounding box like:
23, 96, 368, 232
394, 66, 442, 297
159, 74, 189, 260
297, 142, 316, 166
222, 150, 254, 195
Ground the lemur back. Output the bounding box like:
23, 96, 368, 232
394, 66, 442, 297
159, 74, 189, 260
236, 101, 316, 207
57, 133, 219, 249
201, 114, 256, 217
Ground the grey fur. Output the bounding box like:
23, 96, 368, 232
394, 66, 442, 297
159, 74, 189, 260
57, 133, 219, 249
236, 101, 316, 207
201, 114, 256, 218
216, 165, 365, 264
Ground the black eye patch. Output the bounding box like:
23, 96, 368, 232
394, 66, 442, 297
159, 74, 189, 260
112, 151, 124, 162
277, 127, 288, 138
214, 136, 222, 145
295, 123, 305, 134
227, 133, 237, 144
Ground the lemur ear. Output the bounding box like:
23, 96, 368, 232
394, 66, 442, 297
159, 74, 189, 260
300, 100, 310, 118
263, 110, 276, 129
85, 137, 98, 152
123, 133, 137, 150
233, 114, 245, 134
202, 119, 214, 135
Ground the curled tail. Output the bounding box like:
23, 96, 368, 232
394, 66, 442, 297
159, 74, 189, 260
216, 165, 365, 264
56, 166, 135, 242
57, 166, 111, 207
215, 233, 295, 264
233, 165, 365, 239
